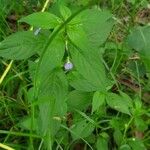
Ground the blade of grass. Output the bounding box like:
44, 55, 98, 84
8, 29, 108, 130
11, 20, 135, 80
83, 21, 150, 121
0, 60, 13, 85
0, 143, 15, 150
0, 130, 41, 139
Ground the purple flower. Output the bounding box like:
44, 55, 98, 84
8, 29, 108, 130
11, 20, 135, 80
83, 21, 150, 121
64, 61, 73, 71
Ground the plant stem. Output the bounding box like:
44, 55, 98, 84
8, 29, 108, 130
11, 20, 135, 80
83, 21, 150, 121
0, 130, 41, 138
0, 143, 15, 150
135, 60, 142, 99
122, 117, 134, 142
0, 60, 13, 85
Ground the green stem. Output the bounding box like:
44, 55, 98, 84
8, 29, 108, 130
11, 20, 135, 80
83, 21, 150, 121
0, 130, 41, 139
122, 117, 134, 143
135, 61, 142, 99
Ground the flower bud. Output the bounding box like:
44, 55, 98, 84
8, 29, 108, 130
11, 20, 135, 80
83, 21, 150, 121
64, 61, 73, 71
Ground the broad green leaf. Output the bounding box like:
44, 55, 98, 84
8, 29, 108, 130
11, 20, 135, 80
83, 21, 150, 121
18, 117, 38, 131
106, 92, 133, 115
119, 91, 133, 108
127, 26, 150, 51
80, 9, 115, 47
71, 119, 94, 140
68, 71, 100, 92
37, 69, 68, 147
38, 95, 56, 148
134, 97, 142, 109
113, 129, 123, 146
127, 26, 150, 72
92, 91, 105, 113
76, 0, 90, 5
134, 117, 148, 132
39, 69, 68, 117
68, 25, 107, 92
0, 31, 46, 59
59, 5, 71, 20
67, 90, 92, 111
128, 138, 146, 150
19, 12, 61, 29
96, 133, 109, 150
27, 69, 68, 149
70, 45, 107, 91
37, 34, 65, 90
110, 117, 127, 130
119, 144, 131, 150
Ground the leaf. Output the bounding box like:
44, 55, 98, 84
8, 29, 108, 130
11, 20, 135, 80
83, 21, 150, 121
80, 9, 115, 47
67, 90, 92, 111
134, 117, 148, 132
27, 68, 68, 149
113, 129, 123, 146
68, 71, 100, 92
76, 0, 90, 5
59, 5, 71, 20
92, 91, 105, 113
0, 31, 46, 59
37, 95, 56, 148
37, 34, 65, 90
39, 69, 68, 116
119, 144, 131, 150
18, 117, 38, 131
127, 26, 150, 72
106, 92, 133, 115
68, 24, 108, 92
70, 119, 94, 140
19, 12, 61, 29
96, 133, 109, 150
128, 138, 146, 150
127, 26, 150, 51
37, 69, 68, 147
119, 91, 133, 108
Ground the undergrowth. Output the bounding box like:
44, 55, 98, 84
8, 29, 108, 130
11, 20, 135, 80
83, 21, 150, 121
0, 0, 150, 150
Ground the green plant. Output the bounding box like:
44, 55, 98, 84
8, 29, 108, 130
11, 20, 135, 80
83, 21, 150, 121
0, 0, 149, 150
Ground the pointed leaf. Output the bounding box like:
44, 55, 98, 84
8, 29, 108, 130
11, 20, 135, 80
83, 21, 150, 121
67, 90, 92, 111
37, 34, 65, 89
71, 119, 94, 140
119, 144, 131, 150
0, 31, 46, 59
96, 134, 109, 150
19, 12, 61, 29
106, 92, 132, 115
60, 5, 71, 20
68, 25, 107, 92
81, 9, 115, 47
127, 26, 150, 72
33, 69, 68, 149
68, 71, 100, 92
128, 138, 146, 150
92, 91, 105, 113
114, 129, 123, 146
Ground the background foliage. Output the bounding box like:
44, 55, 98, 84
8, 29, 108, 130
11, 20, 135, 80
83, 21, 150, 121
0, 0, 150, 150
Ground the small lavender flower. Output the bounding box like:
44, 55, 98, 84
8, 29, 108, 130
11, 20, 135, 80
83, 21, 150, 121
64, 60, 73, 71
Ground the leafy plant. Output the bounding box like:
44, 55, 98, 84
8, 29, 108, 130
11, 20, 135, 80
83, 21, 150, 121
0, 0, 149, 150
